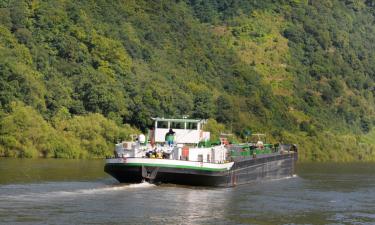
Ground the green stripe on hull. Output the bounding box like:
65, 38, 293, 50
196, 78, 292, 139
111, 163, 229, 172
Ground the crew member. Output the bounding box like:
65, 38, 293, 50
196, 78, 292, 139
165, 128, 175, 146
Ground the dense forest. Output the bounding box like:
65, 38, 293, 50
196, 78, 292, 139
0, 0, 374, 161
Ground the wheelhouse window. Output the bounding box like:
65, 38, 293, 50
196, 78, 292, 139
157, 121, 168, 128
186, 122, 197, 130
170, 122, 185, 129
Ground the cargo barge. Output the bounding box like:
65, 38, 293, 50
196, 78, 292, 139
105, 118, 297, 187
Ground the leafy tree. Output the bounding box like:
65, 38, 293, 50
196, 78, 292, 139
192, 90, 215, 119
216, 95, 233, 123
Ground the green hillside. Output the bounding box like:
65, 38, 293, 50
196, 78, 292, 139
0, 0, 374, 160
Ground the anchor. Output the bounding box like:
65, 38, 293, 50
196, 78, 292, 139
141, 165, 159, 182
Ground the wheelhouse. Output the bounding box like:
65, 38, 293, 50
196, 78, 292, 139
152, 117, 210, 144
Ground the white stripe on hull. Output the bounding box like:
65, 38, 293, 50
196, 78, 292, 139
106, 158, 234, 170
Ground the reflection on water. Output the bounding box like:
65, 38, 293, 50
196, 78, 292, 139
0, 159, 374, 225
0, 158, 106, 184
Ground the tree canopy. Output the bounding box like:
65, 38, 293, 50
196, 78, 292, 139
0, 0, 374, 160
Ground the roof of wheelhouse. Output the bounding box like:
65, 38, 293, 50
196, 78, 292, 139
151, 117, 206, 123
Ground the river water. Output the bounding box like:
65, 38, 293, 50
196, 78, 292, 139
0, 159, 374, 225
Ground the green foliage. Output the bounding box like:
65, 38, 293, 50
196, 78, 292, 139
0, 0, 374, 160
216, 95, 234, 124
0, 102, 65, 158
192, 90, 215, 119
0, 102, 137, 158
54, 113, 136, 158
203, 119, 226, 142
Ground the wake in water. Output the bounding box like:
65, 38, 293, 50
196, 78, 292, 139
264, 174, 299, 183
0, 181, 155, 202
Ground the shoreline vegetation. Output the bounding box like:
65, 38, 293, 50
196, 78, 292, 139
0, 1, 374, 161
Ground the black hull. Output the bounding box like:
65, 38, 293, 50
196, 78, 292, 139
105, 152, 297, 187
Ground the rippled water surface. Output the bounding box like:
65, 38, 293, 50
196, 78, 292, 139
0, 159, 374, 225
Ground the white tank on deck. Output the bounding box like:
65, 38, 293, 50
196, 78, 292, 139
138, 134, 146, 144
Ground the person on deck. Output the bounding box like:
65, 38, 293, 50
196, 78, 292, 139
165, 128, 175, 146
